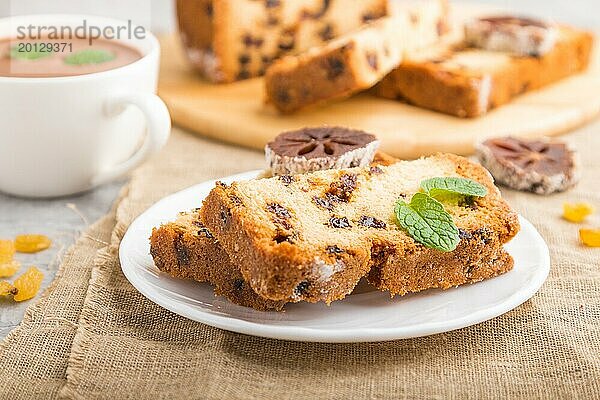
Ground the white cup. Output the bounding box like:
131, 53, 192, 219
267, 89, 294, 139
0, 15, 171, 198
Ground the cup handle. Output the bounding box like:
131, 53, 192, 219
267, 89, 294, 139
91, 93, 171, 186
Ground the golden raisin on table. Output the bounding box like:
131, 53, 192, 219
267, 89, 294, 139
0, 260, 20, 278
13, 266, 43, 302
0, 281, 17, 297
563, 202, 595, 223
579, 229, 600, 248
0, 239, 16, 263
15, 234, 52, 254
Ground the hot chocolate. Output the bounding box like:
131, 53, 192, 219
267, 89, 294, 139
0, 37, 142, 77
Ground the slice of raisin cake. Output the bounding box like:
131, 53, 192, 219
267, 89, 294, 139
201, 153, 520, 304
375, 25, 594, 117
265, 0, 449, 113
176, 0, 388, 83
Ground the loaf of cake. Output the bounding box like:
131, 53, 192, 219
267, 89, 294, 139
150, 151, 397, 311
264, 0, 449, 113
200, 153, 520, 305
375, 25, 594, 117
176, 0, 388, 83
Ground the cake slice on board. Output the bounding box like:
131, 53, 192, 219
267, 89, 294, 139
264, 0, 449, 113
375, 24, 594, 117
264, 17, 406, 114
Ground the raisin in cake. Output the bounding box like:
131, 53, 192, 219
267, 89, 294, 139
176, 0, 388, 83
265, 0, 449, 113
201, 153, 520, 304
150, 151, 397, 311
375, 25, 594, 117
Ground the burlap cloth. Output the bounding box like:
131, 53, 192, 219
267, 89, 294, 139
0, 126, 598, 399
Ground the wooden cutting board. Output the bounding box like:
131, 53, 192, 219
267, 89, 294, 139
158, 23, 600, 159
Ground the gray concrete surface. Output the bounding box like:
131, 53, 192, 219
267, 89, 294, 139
0, 180, 125, 338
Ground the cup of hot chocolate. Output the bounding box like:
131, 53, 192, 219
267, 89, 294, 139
0, 15, 171, 197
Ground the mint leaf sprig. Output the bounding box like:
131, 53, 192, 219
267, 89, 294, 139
394, 177, 488, 252
395, 193, 460, 252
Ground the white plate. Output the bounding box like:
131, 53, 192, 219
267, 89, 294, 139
120, 170, 550, 343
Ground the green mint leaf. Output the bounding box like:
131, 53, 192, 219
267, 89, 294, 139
421, 177, 488, 199
64, 49, 116, 65
395, 192, 460, 252
10, 45, 53, 61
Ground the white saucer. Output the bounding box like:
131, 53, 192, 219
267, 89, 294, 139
120, 170, 550, 343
